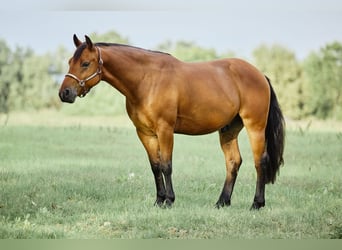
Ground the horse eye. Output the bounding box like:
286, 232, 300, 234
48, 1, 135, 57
81, 62, 90, 68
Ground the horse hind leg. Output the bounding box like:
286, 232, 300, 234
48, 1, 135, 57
216, 116, 243, 208
244, 122, 268, 210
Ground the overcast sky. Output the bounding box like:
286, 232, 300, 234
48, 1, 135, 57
1, 0, 341, 59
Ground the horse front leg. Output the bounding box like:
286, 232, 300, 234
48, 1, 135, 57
136, 130, 166, 206
136, 127, 175, 207
156, 125, 175, 207
150, 162, 167, 206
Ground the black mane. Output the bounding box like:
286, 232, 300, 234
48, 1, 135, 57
96, 42, 170, 56
73, 42, 170, 60
73, 43, 87, 60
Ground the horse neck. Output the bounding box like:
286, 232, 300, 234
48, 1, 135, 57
99, 45, 172, 102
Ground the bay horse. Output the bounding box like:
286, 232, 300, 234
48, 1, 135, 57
59, 35, 285, 210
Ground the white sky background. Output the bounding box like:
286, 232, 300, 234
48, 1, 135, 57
1, 0, 342, 59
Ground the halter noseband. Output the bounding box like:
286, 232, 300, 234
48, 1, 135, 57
65, 46, 103, 97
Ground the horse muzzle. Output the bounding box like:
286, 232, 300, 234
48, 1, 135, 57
59, 87, 77, 103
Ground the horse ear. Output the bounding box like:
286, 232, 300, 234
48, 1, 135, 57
85, 35, 94, 50
73, 34, 82, 48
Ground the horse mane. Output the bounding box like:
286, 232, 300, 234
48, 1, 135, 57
73, 42, 170, 60
73, 44, 87, 60
96, 43, 171, 56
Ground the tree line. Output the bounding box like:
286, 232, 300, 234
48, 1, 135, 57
0, 30, 341, 120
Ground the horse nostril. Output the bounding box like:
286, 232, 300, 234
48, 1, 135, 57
59, 87, 76, 103
64, 88, 70, 97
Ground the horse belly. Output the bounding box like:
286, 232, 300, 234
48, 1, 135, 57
174, 93, 239, 135
174, 111, 236, 135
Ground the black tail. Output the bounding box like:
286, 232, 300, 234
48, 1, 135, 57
264, 76, 285, 184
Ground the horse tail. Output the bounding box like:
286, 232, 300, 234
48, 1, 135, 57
263, 76, 285, 184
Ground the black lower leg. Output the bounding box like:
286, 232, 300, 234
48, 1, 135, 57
216, 179, 236, 208
216, 164, 239, 208
251, 199, 265, 210
251, 180, 265, 210
161, 162, 175, 207
151, 163, 166, 206
251, 155, 267, 210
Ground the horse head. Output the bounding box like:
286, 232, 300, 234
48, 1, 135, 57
59, 34, 103, 103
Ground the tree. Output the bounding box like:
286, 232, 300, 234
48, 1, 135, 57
0, 41, 37, 113
20, 53, 61, 110
89, 30, 129, 44
303, 42, 342, 120
0, 39, 63, 113
156, 40, 219, 61
252, 44, 305, 119
0, 39, 11, 113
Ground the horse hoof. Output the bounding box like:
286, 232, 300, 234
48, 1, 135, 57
250, 201, 265, 210
154, 199, 165, 207
164, 199, 173, 208
215, 199, 231, 209
154, 198, 174, 208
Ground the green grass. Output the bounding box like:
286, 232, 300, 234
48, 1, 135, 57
0, 123, 341, 239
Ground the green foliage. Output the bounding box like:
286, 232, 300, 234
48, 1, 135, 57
89, 30, 130, 44
0, 39, 11, 113
20, 54, 60, 110
253, 42, 342, 120
156, 40, 220, 61
303, 42, 342, 119
0, 40, 61, 113
252, 44, 305, 119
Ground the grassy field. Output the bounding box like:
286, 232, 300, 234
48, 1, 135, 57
0, 113, 341, 239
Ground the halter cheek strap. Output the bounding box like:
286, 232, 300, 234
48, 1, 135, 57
65, 47, 103, 97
